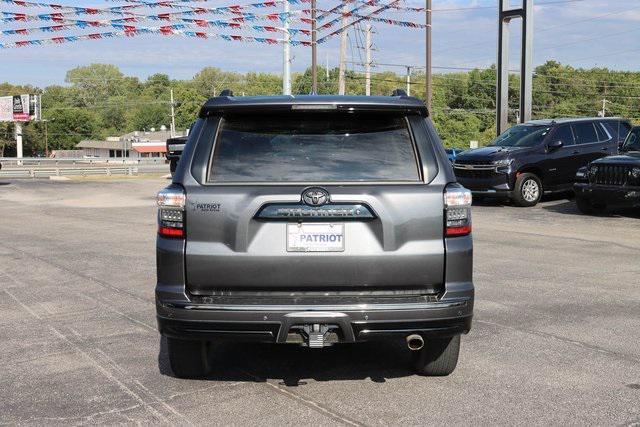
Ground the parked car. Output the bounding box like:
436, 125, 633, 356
156, 91, 474, 378
445, 148, 464, 163
453, 118, 632, 206
166, 135, 187, 176
574, 126, 640, 214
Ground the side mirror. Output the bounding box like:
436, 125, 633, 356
547, 140, 563, 151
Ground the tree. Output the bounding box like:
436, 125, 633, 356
0, 61, 636, 157
65, 64, 129, 106
432, 110, 484, 149
45, 108, 98, 150
143, 74, 171, 98
128, 103, 170, 131
172, 84, 206, 131
192, 67, 242, 98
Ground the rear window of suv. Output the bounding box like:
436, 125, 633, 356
207, 113, 421, 182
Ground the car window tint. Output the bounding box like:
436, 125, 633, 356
552, 125, 575, 146
488, 125, 551, 147
603, 123, 618, 139
209, 113, 421, 182
603, 121, 631, 141
612, 121, 631, 140
572, 123, 598, 145
594, 123, 609, 142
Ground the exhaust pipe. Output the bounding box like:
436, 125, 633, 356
406, 334, 424, 351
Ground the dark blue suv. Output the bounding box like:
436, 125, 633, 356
453, 118, 631, 206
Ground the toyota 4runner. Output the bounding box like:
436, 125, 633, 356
156, 92, 474, 378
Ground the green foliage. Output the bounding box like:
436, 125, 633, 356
0, 61, 638, 155
432, 110, 483, 148
44, 107, 98, 150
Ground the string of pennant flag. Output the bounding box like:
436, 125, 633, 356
1, 18, 312, 36
0, 0, 427, 49
0, 0, 312, 17
0, 10, 313, 30
0, 26, 312, 49
0, 10, 314, 24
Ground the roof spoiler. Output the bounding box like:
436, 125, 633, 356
391, 89, 408, 97
218, 89, 234, 97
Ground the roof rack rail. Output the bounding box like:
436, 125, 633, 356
219, 89, 234, 97
391, 89, 408, 97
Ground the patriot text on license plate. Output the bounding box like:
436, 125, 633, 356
287, 223, 345, 252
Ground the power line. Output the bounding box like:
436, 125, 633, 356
539, 4, 640, 32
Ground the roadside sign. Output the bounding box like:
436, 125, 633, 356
0, 94, 39, 122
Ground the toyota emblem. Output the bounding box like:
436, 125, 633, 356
302, 188, 330, 206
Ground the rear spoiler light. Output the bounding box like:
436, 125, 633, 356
444, 184, 472, 237
157, 185, 185, 238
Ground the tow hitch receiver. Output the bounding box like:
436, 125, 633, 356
304, 324, 330, 348
277, 312, 356, 346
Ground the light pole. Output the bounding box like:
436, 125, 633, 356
41, 119, 50, 157
311, 0, 318, 94
425, 0, 432, 110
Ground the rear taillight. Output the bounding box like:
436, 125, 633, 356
157, 185, 185, 238
444, 184, 472, 237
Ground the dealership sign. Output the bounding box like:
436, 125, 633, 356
0, 95, 39, 122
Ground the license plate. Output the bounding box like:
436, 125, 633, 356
287, 223, 345, 252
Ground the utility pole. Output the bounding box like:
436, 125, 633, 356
15, 122, 23, 162
170, 89, 177, 138
365, 23, 372, 96
283, 0, 292, 95
42, 119, 49, 157
326, 53, 330, 80
311, 0, 318, 93
406, 66, 412, 96
425, 0, 432, 110
338, 0, 348, 95
600, 98, 610, 117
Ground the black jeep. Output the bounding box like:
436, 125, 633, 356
574, 126, 640, 214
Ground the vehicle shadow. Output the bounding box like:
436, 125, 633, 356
472, 191, 573, 208
541, 199, 640, 219
158, 337, 416, 384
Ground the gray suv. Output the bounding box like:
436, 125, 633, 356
156, 92, 474, 378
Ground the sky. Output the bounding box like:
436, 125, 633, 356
0, 0, 639, 87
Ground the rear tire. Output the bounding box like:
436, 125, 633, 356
412, 335, 461, 376
576, 196, 606, 215
167, 337, 210, 379
513, 173, 542, 207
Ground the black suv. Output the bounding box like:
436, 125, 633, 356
453, 118, 631, 206
166, 135, 187, 175
156, 92, 474, 378
574, 126, 640, 214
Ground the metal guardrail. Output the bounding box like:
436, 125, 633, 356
0, 157, 167, 167
0, 163, 169, 179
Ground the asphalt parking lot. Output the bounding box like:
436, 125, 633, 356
0, 178, 639, 425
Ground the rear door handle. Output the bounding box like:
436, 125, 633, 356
602, 147, 609, 151
572, 151, 580, 155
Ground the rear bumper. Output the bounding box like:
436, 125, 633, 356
156, 287, 473, 343
574, 183, 640, 207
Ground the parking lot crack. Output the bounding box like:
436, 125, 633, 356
2, 288, 185, 425
237, 368, 364, 427
477, 319, 640, 364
